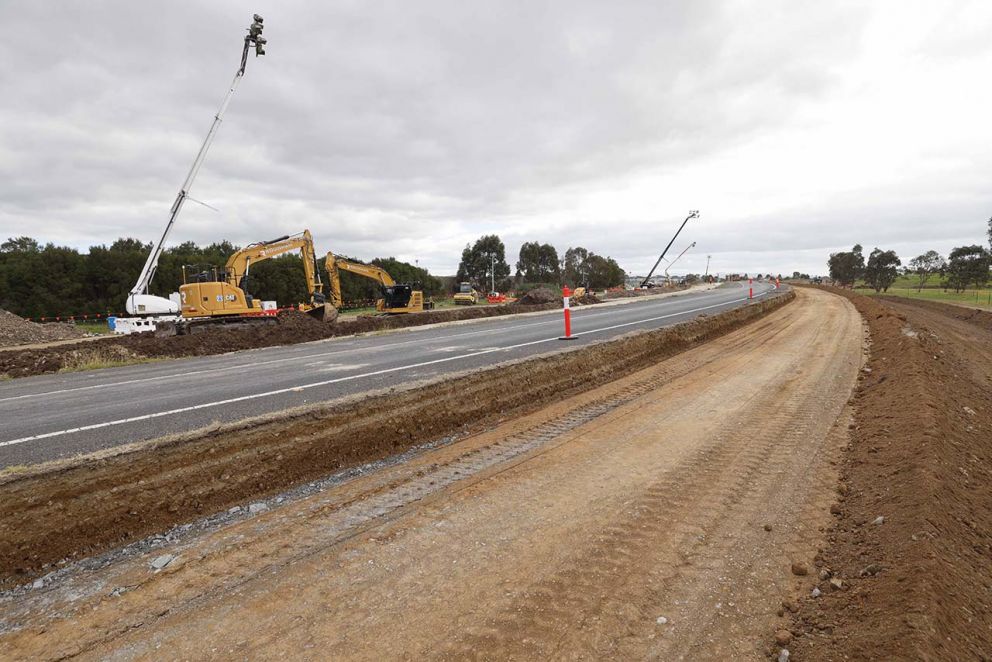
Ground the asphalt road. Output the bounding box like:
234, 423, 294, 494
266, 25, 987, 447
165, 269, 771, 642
0, 282, 778, 468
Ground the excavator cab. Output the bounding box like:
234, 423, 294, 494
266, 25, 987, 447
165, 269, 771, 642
381, 284, 414, 310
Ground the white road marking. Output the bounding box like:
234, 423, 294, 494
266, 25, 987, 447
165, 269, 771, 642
0, 293, 767, 449
0, 290, 745, 403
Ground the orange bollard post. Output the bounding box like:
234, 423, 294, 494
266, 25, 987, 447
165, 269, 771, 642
749, 278, 753, 300
559, 286, 577, 340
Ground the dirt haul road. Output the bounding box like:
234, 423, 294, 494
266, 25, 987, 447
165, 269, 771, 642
0, 289, 861, 660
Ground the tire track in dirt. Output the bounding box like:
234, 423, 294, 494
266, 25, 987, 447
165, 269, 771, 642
0, 290, 858, 661
0, 294, 793, 586
442, 303, 858, 660
0, 315, 792, 657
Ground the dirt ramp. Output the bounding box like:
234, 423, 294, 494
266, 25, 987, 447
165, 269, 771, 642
0, 293, 793, 585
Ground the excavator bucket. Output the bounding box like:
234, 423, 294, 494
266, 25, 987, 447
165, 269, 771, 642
306, 303, 339, 323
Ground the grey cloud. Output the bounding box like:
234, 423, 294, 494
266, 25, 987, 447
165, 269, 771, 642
0, 0, 989, 279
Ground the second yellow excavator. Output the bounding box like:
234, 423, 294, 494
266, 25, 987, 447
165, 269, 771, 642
325, 253, 433, 314
178, 230, 337, 328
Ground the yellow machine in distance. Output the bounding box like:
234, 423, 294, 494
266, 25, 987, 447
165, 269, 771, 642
453, 282, 480, 305
325, 253, 433, 314
179, 230, 336, 322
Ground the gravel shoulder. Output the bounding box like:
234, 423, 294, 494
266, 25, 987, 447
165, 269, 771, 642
0, 288, 861, 660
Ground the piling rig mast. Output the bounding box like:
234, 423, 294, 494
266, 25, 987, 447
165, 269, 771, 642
122, 15, 267, 323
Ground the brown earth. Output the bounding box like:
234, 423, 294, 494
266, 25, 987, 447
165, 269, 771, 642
0, 292, 793, 586
0, 303, 560, 379
0, 287, 860, 660
0, 309, 83, 348
787, 288, 992, 660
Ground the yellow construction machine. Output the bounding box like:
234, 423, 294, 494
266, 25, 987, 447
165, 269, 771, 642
453, 281, 481, 305
178, 230, 336, 328
325, 253, 433, 314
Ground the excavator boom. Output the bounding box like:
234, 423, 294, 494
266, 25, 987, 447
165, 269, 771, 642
225, 230, 325, 302
325, 253, 431, 314
179, 229, 336, 322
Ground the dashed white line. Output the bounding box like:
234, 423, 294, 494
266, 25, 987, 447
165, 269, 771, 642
0, 293, 766, 449
0, 290, 744, 403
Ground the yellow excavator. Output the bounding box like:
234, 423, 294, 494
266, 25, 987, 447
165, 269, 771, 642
325, 253, 433, 314
178, 230, 337, 329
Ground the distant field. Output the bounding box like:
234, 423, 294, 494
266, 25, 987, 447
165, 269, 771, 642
855, 282, 992, 310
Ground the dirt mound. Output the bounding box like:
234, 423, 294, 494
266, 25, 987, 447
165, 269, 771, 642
514, 287, 560, 305
879, 294, 992, 332
0, 293, 794, 585
786, 287, 992, 660
573, 293, 601, 305
0, 308, 83, 348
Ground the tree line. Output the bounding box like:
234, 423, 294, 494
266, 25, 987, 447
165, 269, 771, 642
0, 236, 443, 319
828, 228, 992, 293
455, 234, 625, 292
0, 233, 628, 319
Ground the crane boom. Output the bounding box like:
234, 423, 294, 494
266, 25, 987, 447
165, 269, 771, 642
125, 14, 266, 316
640, 210, 699, 288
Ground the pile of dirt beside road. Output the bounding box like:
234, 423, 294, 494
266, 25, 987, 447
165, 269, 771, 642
879, 294, 992, 333
786, 288, 992, 660
0, 303, 561, 379
513, 287, 559, 305
0, 308, 83, 348
0, 292, 794, 585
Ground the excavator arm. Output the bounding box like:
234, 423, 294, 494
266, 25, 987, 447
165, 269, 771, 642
325, 252, 431, 314
325, 253, 395, 308
225, 230, 325, 304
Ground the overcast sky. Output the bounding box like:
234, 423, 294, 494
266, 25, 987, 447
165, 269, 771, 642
1, 1, 990, 278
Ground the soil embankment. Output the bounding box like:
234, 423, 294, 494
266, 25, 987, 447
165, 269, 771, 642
788, 288, 992, 660
0, 288, 859, 661
0, 292, 791, 586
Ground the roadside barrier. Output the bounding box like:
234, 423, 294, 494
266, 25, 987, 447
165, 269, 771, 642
559, 286, 577, 340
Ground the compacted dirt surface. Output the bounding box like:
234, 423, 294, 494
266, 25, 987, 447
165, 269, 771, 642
786, 290, 992, 661
0, 288, 863, 660
0, 292, 790, 586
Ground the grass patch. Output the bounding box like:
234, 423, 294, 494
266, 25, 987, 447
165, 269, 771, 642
0, 464, 29, 477
856, 286, 992, 310
73, 321, 114, 335
57, 346, 155, 374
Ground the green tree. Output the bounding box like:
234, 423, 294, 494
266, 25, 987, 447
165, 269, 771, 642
908, 250, 945, 292
561, 247, 590, 286
456, 235, 511, 291
560, 247, 624, 288
945, 245, 992, 293
827, 244, 865, 287
1, 237, 40, 253
515, 242, 560, 283
371, 257, 443, 297
863, 248, 901, 293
